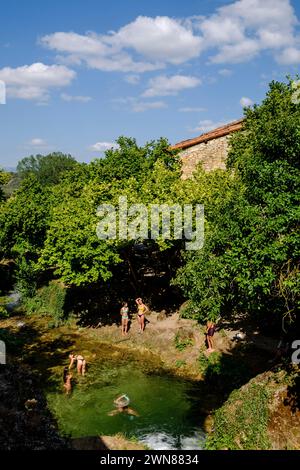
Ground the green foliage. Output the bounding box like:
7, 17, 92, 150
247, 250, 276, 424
88, 136, 179, 183
37, 187, 121, 286
0, 137, 180, 292
198, 350, 222, 375
0, 305, 9, 318
1, 79, 299, 330
175, 360, 187, 368
0, 169, 11, 202
24, 281, 67, 326
205, 383, 271, 450
0, 176, 51, 260
15, 257, 38, 299
16, 152, 78, 185
174, 78, 300, 323
198, 350, 250, 390
174, 332, 194, 351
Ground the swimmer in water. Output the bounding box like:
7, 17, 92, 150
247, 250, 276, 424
108, 395, 139, 417
63, 366, 72, 395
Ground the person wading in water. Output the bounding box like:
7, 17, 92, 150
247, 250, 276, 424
63, 367, 73, 395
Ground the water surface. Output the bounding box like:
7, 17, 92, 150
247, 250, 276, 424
47, 360, 206, 450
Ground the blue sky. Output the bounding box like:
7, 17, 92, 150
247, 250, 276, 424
0, 0, 299, 168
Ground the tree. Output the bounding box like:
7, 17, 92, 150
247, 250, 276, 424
88, 136, 179, 183
16, 152, 78, 186
0, 169, 11, 202
174, 79, 300, 324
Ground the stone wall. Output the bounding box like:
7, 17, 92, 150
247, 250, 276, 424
179, 134, 230, 179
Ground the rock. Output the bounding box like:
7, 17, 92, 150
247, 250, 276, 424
179, 301, 189, 316
233, 332, 246, 341
157, 311, 167, 321
176, 326, 195, 342
24, 399, 38, 410
71, 436, 108, 450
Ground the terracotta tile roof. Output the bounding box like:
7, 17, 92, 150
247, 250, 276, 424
171, 118, 244, 150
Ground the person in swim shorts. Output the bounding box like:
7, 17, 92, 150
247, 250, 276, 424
205, 321, 216, 352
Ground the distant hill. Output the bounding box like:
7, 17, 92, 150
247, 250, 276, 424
3, 166, 16, 173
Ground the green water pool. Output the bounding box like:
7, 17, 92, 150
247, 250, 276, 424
47, 359, 206, 450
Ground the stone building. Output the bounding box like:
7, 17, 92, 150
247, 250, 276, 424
171, 118, 244, 179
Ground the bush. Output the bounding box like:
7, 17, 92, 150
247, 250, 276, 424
174, 330, 194, 351
0, 304, 9, 318
23, 281, 67, 326
205, 383, 271, 450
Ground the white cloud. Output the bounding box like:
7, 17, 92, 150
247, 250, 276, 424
28, 138, 48, 147
218, 68, 233, 77
276, 47, 300, 64
197, 0, 298, 63
143, 75, 201, 97
89, 142, 119, 152
124, 74, 140, 85
190, 119, 228, 134
201, 15, 244, 46
61, 93, 91, 102
41, 16, 202, 73
179, 107, 206, 112
0, 62, 75, 101
114, 16, 203, 64
240, 96, 253, 106
112, 96, 167, 113
39, 1, 300, 73
210, 39, 260, 63
131, 100, 167, 112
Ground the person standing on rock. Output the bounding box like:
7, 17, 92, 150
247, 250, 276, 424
205, 321, 216, 352
135, 298, 148, 333
120, 302, 129, 336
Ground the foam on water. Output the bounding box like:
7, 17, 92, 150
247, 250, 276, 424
140, 430, 205, 450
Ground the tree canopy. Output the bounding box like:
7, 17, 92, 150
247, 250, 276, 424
0, 78, 299, 328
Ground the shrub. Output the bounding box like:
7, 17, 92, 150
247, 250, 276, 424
205, 383, 271, 450
23, 281, 67, 326
174, 331, 194, 351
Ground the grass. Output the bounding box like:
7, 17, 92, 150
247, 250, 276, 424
175, 359, 187, 368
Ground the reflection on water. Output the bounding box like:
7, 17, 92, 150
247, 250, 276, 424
47, 360, 206, 450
